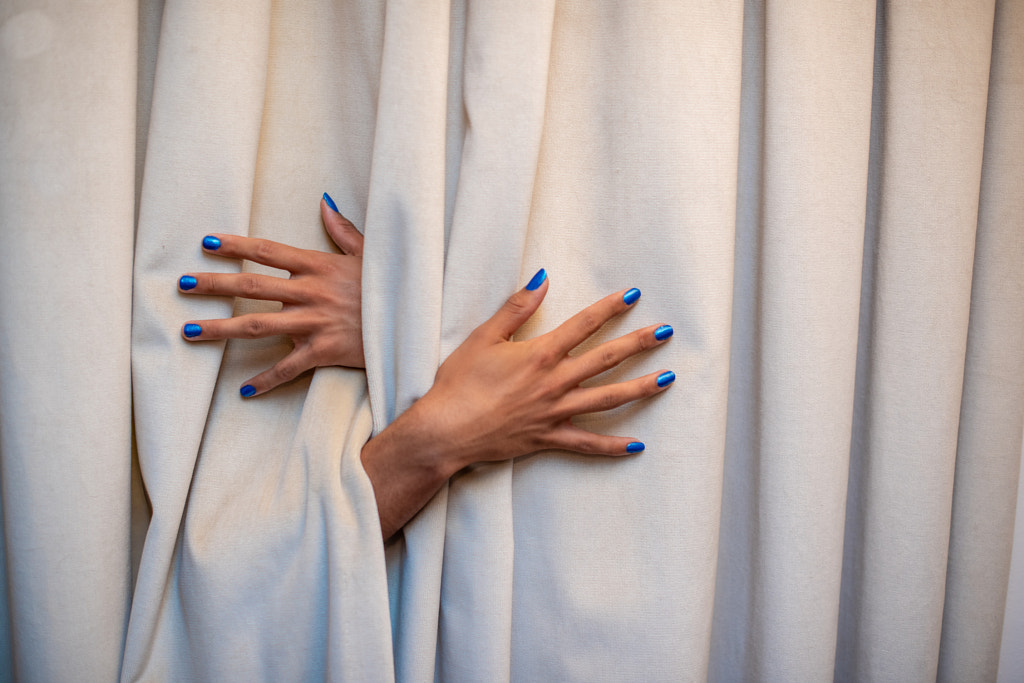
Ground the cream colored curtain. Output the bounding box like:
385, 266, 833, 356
1, 0, 1022, 681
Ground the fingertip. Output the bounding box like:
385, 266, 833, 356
182, 323, 202, 339
524, 268, 547, 291
178, 275, 197, 291
202, 235, 222, 251
322, 192, 339, 213
656, 370, 676, 388
623, 287, 641, 306
240, 384, 257, 398
654, 325, 673, 341
626, 441, 645, 453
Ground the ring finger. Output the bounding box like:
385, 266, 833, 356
555, 368, 675, 417
179, 271, 306, 304
181, 311, 310, 341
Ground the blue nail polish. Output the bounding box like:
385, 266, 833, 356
323, 192, 339, 213
525, 268, 547, 291
654, 325, 673, 341
183, 323, 202, 338
240, 385, 256, 398
626, 442, 645, 453
623, 288, 641, 305
202, 235, 221, 250
657, 371, 676, 387
179, 275, 197, 291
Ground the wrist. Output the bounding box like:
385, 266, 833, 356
358, 392, 464, 539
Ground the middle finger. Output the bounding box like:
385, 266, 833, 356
560, 323, 673, 387
544, 288, 641, 357
179, 272, 306, 304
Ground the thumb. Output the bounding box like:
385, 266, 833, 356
321, 193, 364, 256
480, 268, 548, 341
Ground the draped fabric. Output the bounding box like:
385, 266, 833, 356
1, 0, 1023, 681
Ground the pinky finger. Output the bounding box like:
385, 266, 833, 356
238, 348, 315, 398
544, 422, 646, 456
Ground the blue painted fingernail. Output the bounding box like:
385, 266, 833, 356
623, 288, 641, 305
183, 324, 202, 338
525, 268, 547, 291
657, 371, 676, 387
654, 325, 673, 341
240, 385, 256, 398
323, 192, 339, 213
626, 442, 645, 453
202, 235, 221, 250
179, 275, 197, 291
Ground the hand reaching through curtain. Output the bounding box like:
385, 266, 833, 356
178, 193, 364, 396
360, 270, 675, 540
178, 196, 674, 541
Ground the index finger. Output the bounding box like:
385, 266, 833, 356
543, 287, 642, 356
200, 234, 320, 274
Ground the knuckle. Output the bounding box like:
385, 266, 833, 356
238, 275, 262, 296
600, 347, 618, 370
636, 330, 654, 351
502, 294, 529, 318
579, 313, 599, 334
597, 390, 621, 412
569, 437, 597, 454
274, 358, 300, 382
254, 239, 276, 261
242, 317, 266, 338
532, 345, 560, 369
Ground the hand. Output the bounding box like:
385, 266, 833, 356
361, 270, 675, 539
179, 195, 364, 396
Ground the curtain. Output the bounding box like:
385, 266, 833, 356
1, 0, 1022, 681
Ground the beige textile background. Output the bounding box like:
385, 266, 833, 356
1, 0, 1023, 681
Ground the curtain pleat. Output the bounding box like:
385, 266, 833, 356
125, 1, 274, 676
1, 1, 1022, 681
125, 1, 393, 679
435, 1, 556, 680
0, 2, 137, 680
502, 3, 744, 680
837, 1, 998, 680
360, 2, 455, 680
711, 1, 877, 680
941, 0, 1024, 679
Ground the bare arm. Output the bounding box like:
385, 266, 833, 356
179, 197, 674, 541
360, 273, 674, 540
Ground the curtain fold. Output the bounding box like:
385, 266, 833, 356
711, 1, 877, 680
940, 0, 1024, 679
0, 2, 137, 680
1, 1, 1023, 681
837, 2, 999, 680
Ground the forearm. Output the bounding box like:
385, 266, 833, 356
359, 399, 464, 541
358, 280, 674, 541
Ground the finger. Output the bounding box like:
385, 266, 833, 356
321, 193, 364, 256
238, 347, 315, 397
200, 233, 320, 273
561, 323, 673, 386
180, 312, 307, 341
477, 268, 549, 341
545, 287, 643, 356
556, 368, 675, 417
178, 272, 306, 303
543, 422, 647, 456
